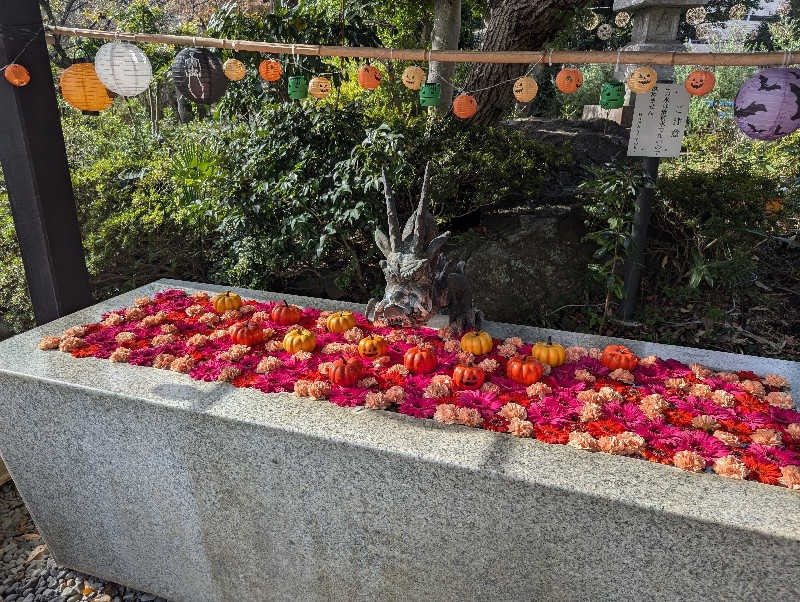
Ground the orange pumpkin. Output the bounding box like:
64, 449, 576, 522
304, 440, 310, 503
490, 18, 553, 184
453, 362, 485, 390
229, 321, 264, 346
258, 59, 282, 82
506, 355, 543, 385
403, 345, 437, 374
600, 345, 639, 371
460, 330, 493, 355
358, 335, 387, 359
530, 336, 566, 367
453, 94, 477, 119
212, 291, 242, 314
326, 311, 356, 333
684, 69, 715, 97
4, 64, 30, 87
271, 300, 302, 325
357, 65, 382, 90
326, 356, 364, 386
555, 68, 583, 94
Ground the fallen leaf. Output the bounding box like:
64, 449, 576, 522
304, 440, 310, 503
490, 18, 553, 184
25, 544, 47, 563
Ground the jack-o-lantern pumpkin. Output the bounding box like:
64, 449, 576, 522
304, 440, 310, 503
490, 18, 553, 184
420, 82, 441, 106
326, 311, 356, 333
271, 301, 302, 325
401, 65, 426, 90
326, 356, 364, 386
460, 331, 493, 356
684, 69, 715, 97
530, 336, 566, 367
358, 335, 387, 359
258, 59, 282, 82
600, 80, 625, 109
512, 76, 538, 102
506, 355, 543, 385
453, 362, 485, 390
229, 321, 264, 346
628, 66, 657, 94
404, 345, 437, 374
600, 344, 639, 371
283, 328, 316, 353
309, 76, 331, 98
212, 291, 242, 314
555, 68, 583, 94
358, 65, 382, 90
453, 94, 477, 118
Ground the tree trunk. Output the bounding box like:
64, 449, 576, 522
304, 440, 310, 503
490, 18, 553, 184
462, 0, 588, 125
430, 0, 462, 114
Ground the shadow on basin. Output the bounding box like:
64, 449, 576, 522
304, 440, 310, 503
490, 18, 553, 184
151, 382, 236, 412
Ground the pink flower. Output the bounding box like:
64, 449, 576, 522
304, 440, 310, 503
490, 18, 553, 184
664, 377, 688, 391
714, 371, 740, 383
496, 344, 516, 358
691, 415, 721, 432
689, 363, 713, 379
63, 325, 87, 338
434, 403, 459, 424
763, 373, 790, 390
103, 313, 125, 327
437, 326, 456, 341
308, 381, 331, 400
480, 382, 501, 394
191, 291, 210, 301
58, 336, 84, 352
787, 423, 800, 440
609, 369, 634, 384
577, 390, 602, 404
217, 366, 240, 382
588, 348, 604, 360
598, 431, 645, 455
740, 380, 766, 398
750, 428, 782, 446
564, 346, 588, 363
388, 364, 410, 376
109, 347, 130, 363
747, 443, 800, 467
134, 296, 152, 307
218, 344, 250, 362
688, 383, 712, 398
498, 402, 527, 421
384, 386, 404, 404
674, 430, 730, 461
199, 312, 220, 326
457, 390, 503, 418
186, 334, 209, 347
365, 392, 391, 410
457, 407, 483, 428
170, 356, 194, 373
526, 398, 571, 427
125, 307, 145, 321
478, 358, 499, 374
256, 356, 282, 374
598, 386, 622, 403
568, 431, 599, 451
151, 334, 174, 347
573, 369, 596, 384
423, 381, 450, 399
580, 402, 603, 423
397, 396, 438, 419
38, 336, 61, 350
443, 340, 460, 353
294, 380, 311, 397
343, 327, 363, 343
153, 353, 175, 370
712, 455, 748, 479
711, 389, 735, 408
503, 337, 523, 348
508, 418, 534, 438
527, 382, 552, 398
640, 394, 670, 421
712, 430, 742, 448
779, 465, 800, 490
673, 450, 706, 472
456, 351, 475, 364
765, 391, 794, 409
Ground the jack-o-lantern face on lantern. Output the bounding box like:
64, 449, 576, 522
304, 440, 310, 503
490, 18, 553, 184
358, 65, 382, 90
287, 75, 308, 99
684, 69, 715, 96
600, 80, 626, 109
308, 76, 331, 98
401, 65, 426, 90
419, 82, 441, 106
555, 68, 583, 94
628, 66, 657, 94
512, 76, 538, 102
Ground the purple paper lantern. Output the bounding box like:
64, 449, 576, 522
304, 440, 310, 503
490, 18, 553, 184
734, 68, 800, 140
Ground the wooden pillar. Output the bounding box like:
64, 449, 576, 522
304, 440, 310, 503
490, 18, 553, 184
0, 2, 92, 325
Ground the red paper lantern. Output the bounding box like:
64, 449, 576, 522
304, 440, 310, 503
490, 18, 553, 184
4, 64, 30, 87
453, 94, 477, 118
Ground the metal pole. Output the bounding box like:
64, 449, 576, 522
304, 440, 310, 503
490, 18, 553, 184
0, 2, 92, 324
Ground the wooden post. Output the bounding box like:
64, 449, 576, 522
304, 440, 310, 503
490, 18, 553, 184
0, 2, 92, 324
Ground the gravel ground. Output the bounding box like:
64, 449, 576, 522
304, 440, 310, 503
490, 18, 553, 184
1, 482, 168, 602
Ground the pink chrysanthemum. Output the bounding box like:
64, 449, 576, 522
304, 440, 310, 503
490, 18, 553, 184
109, 347, 130, 363
102, 313, 124, 327
217, 366, 240, 382
713, 455, 749, 479
58, 336, 84, 352
198, 313, 220, 326
598, 431, 645, 456
151, 334, 174, 347
457, 407, 483, 428
256, 357, 282, 374
710, 389, 735, 408
443, 340, 461, 353
765, 391, 794, 409
384, 386, 405, 404
38, 336, 61, 350
763, 373, 790, 390
343, 327, 363, 343
779, 465, 800, 490
688, 383, 713, 399
498, 402, 527, 421
609, 369, 634, 384
170, 356, 194, 373
691, 415, 721, 432
574, 369, 596, 384
365, 392, 391, 410
712, 430, 742, 448
437, 326, 456, 341
580, 402, 603, 423
564, 346, 588, 363
293, 380, 311, 397
434, 403, 459, 424
63, 325, 87, 338
153, 353, 176, 370
508, 418, 534, 438
527, 382, 552, 398
750, 428, 782, 446
568, 431, 599, 451
478, 358, 499, 374
503, 337, 523, 348
639, 355, 658, 367
786, 423, 800, 440
673, 450, 706, 472
740, 380, 766, 398
308, 381, 331, 400
496, 344, 516, 358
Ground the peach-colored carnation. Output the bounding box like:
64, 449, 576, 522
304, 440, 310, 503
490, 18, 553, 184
639, 394, 670, 421
598, 431, 645, 456
343, 327, 363, 343
308, 381, 331, 400
102, 313, 124, 327
434, 403, 459, 424
763, 373, 790, 390
508, 417, 534, 438
541, 363, 551, 376
372, 355, 391, 369
320, 343, 345, 355
357, 377, 379, 389
573, 369, 596, 384
293, 380, 311, 397
527, 382, 552, 398
664, 377, 688, 391
124, 307, 144, 322
257, 356, 282, 374
503, 337, 523, 348
240, 305, 254, 315
588, 347, 604, 360
134, 296, 152, 307
457, 351, 475, 365
580, 401, 603, 423
153, 353, 176, 370
639, 355, 658, 367
577, 389, 602, 404
765, 391, 794, 409
673, 450, 706, 473
218, 344, 250, 362
222, 309, 242, 322
443, 340, 461, 353
691, 415, 721, 432
609, 369, 634, 384
568, 431, 599, 451
437, 327, 456, 341
384, 386, 404, 404
250, 311, 270, 323
292, 350, 313, 361
712, 430, 742, 448
478, 358, 499, 374
170, 356, 194, 373
58, 336, 84, 352
108, 347, 130, 363
365, 392, 392, 410
151, 334, 174, 347
217, 366, 240, 382
714, 371, 740, 383
712, 455, 749, 479
423, 382, 451, 399
778, 465, 800, 490
689, 363, 713, 379
386, 329, 406, 343
431, 374, 453, 388
404, 334, 424, 346
387, 364, 409, 376
260, 328, 275, 340
38, 336, 61, 350
740, 380, 765, 398
140, 312, 167, 328
786, 423, 800, 440
598, 386, 622, 403
63, 325, 87, 338
496, 344, 516, 358
456, 407, 483, 428
160, 323, 178, 335
480, 382, 501, 394
209, 329, 229, 341
688, 383, 713, 399
186, 334, 209, 347
498, 402, 527, 421
114, 331, 136, 344
191, 291, 210, 301
750, 428, 782, 446
265, 340, 284, 352
564, 346, 588, 363
198, 312, 220, 326
710, 389, 735, 408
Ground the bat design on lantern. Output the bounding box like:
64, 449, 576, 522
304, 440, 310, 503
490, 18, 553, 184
366, 162, 480, 332
757, 75, 781, 91
734, 102, 767, 118
790, 83, 800, 120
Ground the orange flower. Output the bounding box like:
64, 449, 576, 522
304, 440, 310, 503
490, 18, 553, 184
741, 455, 782, 485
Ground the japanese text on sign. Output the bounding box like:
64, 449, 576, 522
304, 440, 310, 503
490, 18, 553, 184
627, 84, 689, 158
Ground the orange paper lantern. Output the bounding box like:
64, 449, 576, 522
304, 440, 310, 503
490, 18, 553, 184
452, 94, 477, 118
357, 65, 382, 90
59, 62, 113, 114
258, 59, 282, 82
4, 64, 30, 87
684, 69, 715, 97
555, 68, 583, 94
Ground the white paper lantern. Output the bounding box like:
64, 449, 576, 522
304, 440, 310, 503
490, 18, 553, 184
94, 42, 153, 97
597, 24, 613, 40
686, 7, 707, 26
614, 12, 630, 27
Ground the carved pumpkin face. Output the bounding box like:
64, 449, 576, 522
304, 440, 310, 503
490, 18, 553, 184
287, 75, 308, 99
357, 65, 382, 90
555, 68, 583, 94
453, 363, 485, 390
419, 82, 441, 106
308, 76, 331, 98
453, 94, 477, 118
358, 335, 387, 359
684, 69, 715, 96
401, 65, 426, 90
628, 66, 657, 94
512, 76, 538, 102
600, 80, 625, 109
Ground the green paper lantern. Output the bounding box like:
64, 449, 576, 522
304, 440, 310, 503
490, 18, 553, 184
600, 80, 625, 109
288, 75, 308, 99
420, 82, 441, 107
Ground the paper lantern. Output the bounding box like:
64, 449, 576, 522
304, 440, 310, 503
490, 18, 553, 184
358, 65, 382, 90
627, 66, 657, 94
453, 94, 477, 119
59, 62, 113, 114
686, 7, 707, 26
419, 82, 441, 106
555, 69, 583, 94
223, 58, 246, 81
4, 64, 30, 87
734, 68, 800, 140
582, 11, 600, 31
401, 65, 426, 90
729, 4, 746, 19
694, 22, 714, 39
94, 42, 152, 97
172, 48, 227, 105
288, 75, 308, 99
258, 59, 282, 82
600, 80, 626, 109
512, 76, 538, 102
684, 69, 715, 96
597, 24, 613, 40
308, 76, 331, 98
615, 12, 630, 27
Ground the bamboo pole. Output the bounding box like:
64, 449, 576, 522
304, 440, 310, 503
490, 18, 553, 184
45, 25, 799, 67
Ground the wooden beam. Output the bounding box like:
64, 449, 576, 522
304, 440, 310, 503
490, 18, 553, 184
0, 4, 92, 325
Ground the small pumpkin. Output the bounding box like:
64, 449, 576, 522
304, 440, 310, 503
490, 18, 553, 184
627, 66, 657, 94
453, 362, 485, 390
684, 69, 715, 97
531, 336, 566, 367
358, 335, 387, 359
283, 328, 316, 353
506, 355, 543, 385
327, 356, 364, 387
271, 300, 302, 325
326, 311, 357, 333
212, 291, 242, 314
460, 331, 493, 356
555, 68, 583, 94
403, 345, 437, 374
600, 344, 639, 371
229, 321, 264, 346
357, 65, 382, 90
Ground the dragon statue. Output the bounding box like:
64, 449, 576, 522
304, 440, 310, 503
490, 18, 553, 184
366, 162, 480, 332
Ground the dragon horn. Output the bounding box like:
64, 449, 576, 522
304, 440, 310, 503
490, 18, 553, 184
382, 166, 401, 252
414, 161, 432, 254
